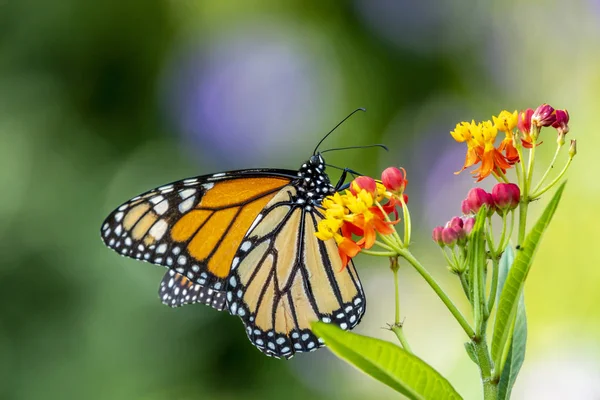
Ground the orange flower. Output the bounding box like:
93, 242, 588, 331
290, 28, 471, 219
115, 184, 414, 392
450, 114, 515, 181
315, 174, 405, 268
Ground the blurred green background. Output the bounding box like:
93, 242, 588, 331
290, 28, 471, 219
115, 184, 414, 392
1, 1, 598, 399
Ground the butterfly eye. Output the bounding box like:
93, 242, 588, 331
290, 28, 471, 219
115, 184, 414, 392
309, 155, 321, 166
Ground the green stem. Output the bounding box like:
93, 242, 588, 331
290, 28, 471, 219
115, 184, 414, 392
399, 249, 475, 338
373, 239, 394, 251
400, 195, 411, 246
375, 201, 404, 247
492, 168, 510, 183
472, 333, 498, 400
526, 140, 537, 192
495, 212, 508, 254
458, 271, 471, 302
531, 142, 562, 194
517, 197, 528, 246
392, 260, 401, 324
529, 156, 573, 199
389, 257, 413, 353
441, 248, 456, 270
391, 324, 413, 353
487, 255, 500, 315
360, 249, 398, 257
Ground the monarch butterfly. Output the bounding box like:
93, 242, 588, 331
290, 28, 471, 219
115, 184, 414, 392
100, 112, 369, 359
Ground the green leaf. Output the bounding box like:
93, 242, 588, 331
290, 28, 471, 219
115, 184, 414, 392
466, 207, 488, 332
491, 182, 566, 373
495, 246, 528, 400
312, 322, 462, 400
464, 342, 478, 365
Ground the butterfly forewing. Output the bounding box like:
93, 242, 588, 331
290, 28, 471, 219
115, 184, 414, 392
100, 170, 294, 309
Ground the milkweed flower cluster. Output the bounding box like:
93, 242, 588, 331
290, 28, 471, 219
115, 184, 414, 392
436, 102, 575, 275
451, 104, 570, 181
315, 167, 409, 268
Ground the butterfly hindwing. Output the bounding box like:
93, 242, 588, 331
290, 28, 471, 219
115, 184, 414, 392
225, 184, 366, 358
159, 269, 226, 310
100, 170, 294, 309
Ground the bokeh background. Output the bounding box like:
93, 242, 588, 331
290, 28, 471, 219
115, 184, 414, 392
1, 1, 598, 399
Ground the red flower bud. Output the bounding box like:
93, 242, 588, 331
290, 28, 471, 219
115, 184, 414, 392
492, 183, 520, 212
552, 109, 569, 135
441, 226, 460, 247
350, 176, 377, 196
464, 187, 494, 215
381, 167, 407, 193
432, 226, 444, 246
462, 217, 475, 235
532, 103, 557, 127
518, 108, 534, 134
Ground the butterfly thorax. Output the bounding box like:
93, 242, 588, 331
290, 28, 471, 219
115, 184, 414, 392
294, 154, 335, 210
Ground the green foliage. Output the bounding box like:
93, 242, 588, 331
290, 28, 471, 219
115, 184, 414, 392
491, 182, 566, 375
467, 207, 488, 332
495, 246, 528, 400
312, 322, 463, 400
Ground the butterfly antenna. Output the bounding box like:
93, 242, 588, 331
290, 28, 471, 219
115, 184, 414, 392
320, 144, 388, 154
313, 108, 366, 155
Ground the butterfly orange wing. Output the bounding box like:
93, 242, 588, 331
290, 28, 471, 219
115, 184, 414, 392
100, 170, 295, 309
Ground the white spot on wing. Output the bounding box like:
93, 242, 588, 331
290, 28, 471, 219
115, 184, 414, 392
153, 201, 169, 215
212, 173, 225, 178
179, 188, 196, 199
240, 241, 252, 252
156, 243, 167, 254
149, 220, 168, 240
203, 182, 214, 190
114, 212, 124, 222
178, 196, 195, 214
149, 195, 164, 205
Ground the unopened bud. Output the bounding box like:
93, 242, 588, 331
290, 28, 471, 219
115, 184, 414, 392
517, 108, 534, 134
569, 140, 577, 158
441, 226, 460, 247
552, 109, 570, 135
464, 187, 495, 215
350, 176, 377, 196
381, 167, 408, 193
432, 226, 444, 246
532, 103, 557, 128
492, 183, 520, 213
462, 217, 475, 235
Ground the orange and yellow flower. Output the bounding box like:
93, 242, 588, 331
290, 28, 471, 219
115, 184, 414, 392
315, 172, 407, 268
451, 117, 512, 181
451, 110, 527, 181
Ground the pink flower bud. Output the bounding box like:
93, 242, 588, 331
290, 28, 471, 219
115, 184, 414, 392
492, 183, 520, 212
381, 167, 407, 193
441, 226, 460, 247
531, 103, 557, 127
432, 226, 444, 246
518, 108, 534, 134
462, 217, 475, 235
464, 187, 494, 215
552, 109, 569, 135
461, 199, 470, 215
448, 216, 464, 230
350, 176, 377, 196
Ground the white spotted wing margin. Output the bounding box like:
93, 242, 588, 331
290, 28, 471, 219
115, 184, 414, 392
159, 270, 227, 310
224, 185, 366, 359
